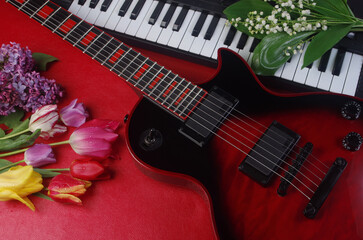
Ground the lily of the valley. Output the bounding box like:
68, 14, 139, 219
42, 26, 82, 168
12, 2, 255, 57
60, 99, 89, 127
0, 165, 43, 211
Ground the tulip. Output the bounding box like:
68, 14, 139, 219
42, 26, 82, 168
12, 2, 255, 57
60, 99, 89, 127
0, 165, 43, 211
47, 173, 91, 205
24, 144, 56, 167
70, 159, 110, 181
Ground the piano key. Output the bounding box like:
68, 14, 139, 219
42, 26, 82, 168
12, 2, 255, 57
200, 17, 226, 57
236, 33, 248, 49
172, 6, 189, 31
238, 36, 254, 61
281, 51, 303, 80
79, 0, 87, 5
96, 0, 120, 26
90, 0, 100, 8
146, 3, 170, 41
104, 0, 125, 30
223, 27, 237, 46
292, 44, 309, 84
228, 31, 242, 53
136, 1, 161, 39
161, 3, 177, 28
118, 0, 132, 17
204, 15, 219, 40
211, 20, 231, 59
305, 59, 321, 88
149, 1, 165, 25
250, 38, 261, 52
69, 0, 83, 14
330, 52, 352, 93
77, 0, 93, 19
157, 6, 182, 44
317, 48, 338, 90
130, 0, 146, 20
189, 14, 213, 54
179, 11, 201, 51
101, 0, 113, 12
115, 0, 139, 33
85, 0, 103, 24
342, 53, 363, 96
167, 9, 194, 47
192, 11, 207, 37
274, 63, 284, 78
318, 49, 332, 72
332, 48, 346, 76
126, 0, 153, 36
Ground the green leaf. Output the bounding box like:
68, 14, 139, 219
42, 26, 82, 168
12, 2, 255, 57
5, 119, 29, 138
0, 159, 13, 173
0, 129, 4, 138
32, 192, 53, 201
223, 0, 273, 39
302, 24, 353, 68
251, 31, 314, 76
0, 129, 40, 152
313, 0, 355, 21
34, 168, 61, 178
32, 52, 58, 71
0, 110, 24, 129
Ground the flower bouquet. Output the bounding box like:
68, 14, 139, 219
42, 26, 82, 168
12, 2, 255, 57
224, 0, 363, 75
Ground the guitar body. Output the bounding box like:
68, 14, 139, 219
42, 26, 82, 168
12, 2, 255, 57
126, 49, 363, 240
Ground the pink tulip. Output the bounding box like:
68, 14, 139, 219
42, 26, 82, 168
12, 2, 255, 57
29, 105, 59, 139
69, 123, 119, 158
24, 143, 56, 167
60, 99, 89, 127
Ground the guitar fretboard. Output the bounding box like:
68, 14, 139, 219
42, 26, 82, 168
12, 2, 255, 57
8, 0, 207, 119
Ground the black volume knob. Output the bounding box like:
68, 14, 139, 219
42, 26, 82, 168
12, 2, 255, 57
341, 101, 361, 120
342, 132, 363, 151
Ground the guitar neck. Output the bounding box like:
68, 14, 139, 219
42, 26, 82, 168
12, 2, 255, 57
7, 0, 207, 120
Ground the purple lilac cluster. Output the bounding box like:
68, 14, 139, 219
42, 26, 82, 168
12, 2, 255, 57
0, 42, 63, 115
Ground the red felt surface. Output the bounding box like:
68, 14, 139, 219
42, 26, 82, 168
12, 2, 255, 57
0, 2, 218, 239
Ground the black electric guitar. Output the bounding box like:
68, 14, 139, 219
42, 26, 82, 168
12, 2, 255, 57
7, 0, 363, 239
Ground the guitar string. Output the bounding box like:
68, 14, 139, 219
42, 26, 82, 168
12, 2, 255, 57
14, 0, 326, 195
16, 0, 324, 189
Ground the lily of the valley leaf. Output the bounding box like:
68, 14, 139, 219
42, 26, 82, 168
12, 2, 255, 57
32, 52, 58, 71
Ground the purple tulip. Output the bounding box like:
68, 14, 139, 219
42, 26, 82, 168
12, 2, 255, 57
24, 144, 56, 167
69, 126, 118, 158
60, 99, 89, 127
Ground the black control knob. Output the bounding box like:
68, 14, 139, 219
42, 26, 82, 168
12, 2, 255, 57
341, 101, 361, 120
342, 132, 363, 151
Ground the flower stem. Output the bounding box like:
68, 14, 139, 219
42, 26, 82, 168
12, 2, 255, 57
0, 128, 30, 140
45, 168, 69, 172
49, 140, 70, 147
0, 148, 28, 158
0, 159, 25, 171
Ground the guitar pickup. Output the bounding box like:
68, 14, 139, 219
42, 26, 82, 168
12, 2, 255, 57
179, 86, 239, 147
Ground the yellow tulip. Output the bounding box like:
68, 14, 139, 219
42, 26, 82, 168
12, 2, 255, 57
0, 165, 43, 211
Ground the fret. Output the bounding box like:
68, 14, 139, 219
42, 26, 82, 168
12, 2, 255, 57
102, 42, 121, 66
175, 85, 198, 115
92, 36, 114, 62
179, 88, 207, 118
149, 69, 171, 100
52, 12, 72, 33
41, 5, 60, 26
96, 38, 121, 66
170, 81, 191, 111
109, 46, 132, 72
120, 52, 141, 80
165, 77, 188, 109
72, 23, 94, 48
29, 0, 48, 18
154, 72, 179, 102
161, 74, 180, 105
135, 61, 157, 89
63, 19, 83, 41
84, 32, 110, 58
83, 31, 104, 54
18, 0, 30, 10
6, 0, 23, 9
142, 65, 164, 93
128, 57, 149, 87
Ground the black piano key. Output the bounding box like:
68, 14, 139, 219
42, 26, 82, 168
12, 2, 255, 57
236, 33, 248, 49
118, 0, 132, 17
130, 0, 146, 20
223, 27, 237, 46
318, 49, 332, 72
250, 38, 261, 52
287, 57, 292, 63
161, 3, 177, 28
332, 48, 346, 76
204, 15, 219, 40
90, 0, 100, 8
78, 0, 87, 5
172, 6, 188, 31
192, 11, 207, 37
306, 63, 313, 69
149, 1, 165, 25
101, 0, 112, 11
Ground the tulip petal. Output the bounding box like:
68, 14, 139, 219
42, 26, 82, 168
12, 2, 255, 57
70, 127, 118, 142
79, 119, 120, 132
48, 191, 83, 205
70, 138, 113, 158
0, 189, 36, 211
60, 99, 89, 127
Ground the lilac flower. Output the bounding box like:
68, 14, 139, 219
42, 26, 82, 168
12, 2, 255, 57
0, 42, 34, 74
0, 73, 20, 115
60, 99, 89, 127
24, 143, 56, 167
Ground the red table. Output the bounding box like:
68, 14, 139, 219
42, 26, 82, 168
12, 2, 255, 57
0, 2, 218, 239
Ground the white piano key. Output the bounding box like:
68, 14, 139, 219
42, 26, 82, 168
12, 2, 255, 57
179, 11, 201, 51
330, 52, 352, 93
135, 1, 158, 39
293, 44, 309, 84
189, 14, 213, 54
305, 60, 321, 88
200, 18, 225, 57
68, 0, 82, 14
95, 0, 121, 27
342, 53, 363, 96
115, 0, 139, 33
238, 36, 254, 61
157, 6, 182, 45
317, 48, 338, 91
104, 0, 125, 30
77, 0, 93, 19
281, 52, 302, 81
126, 0, 154, 36
228, 31, 242, 54
146, 3, 170, 42
167, 9, 195, 48
211, 22, 231, 59
274, 63, 285, 78
85, 0, 103, 24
